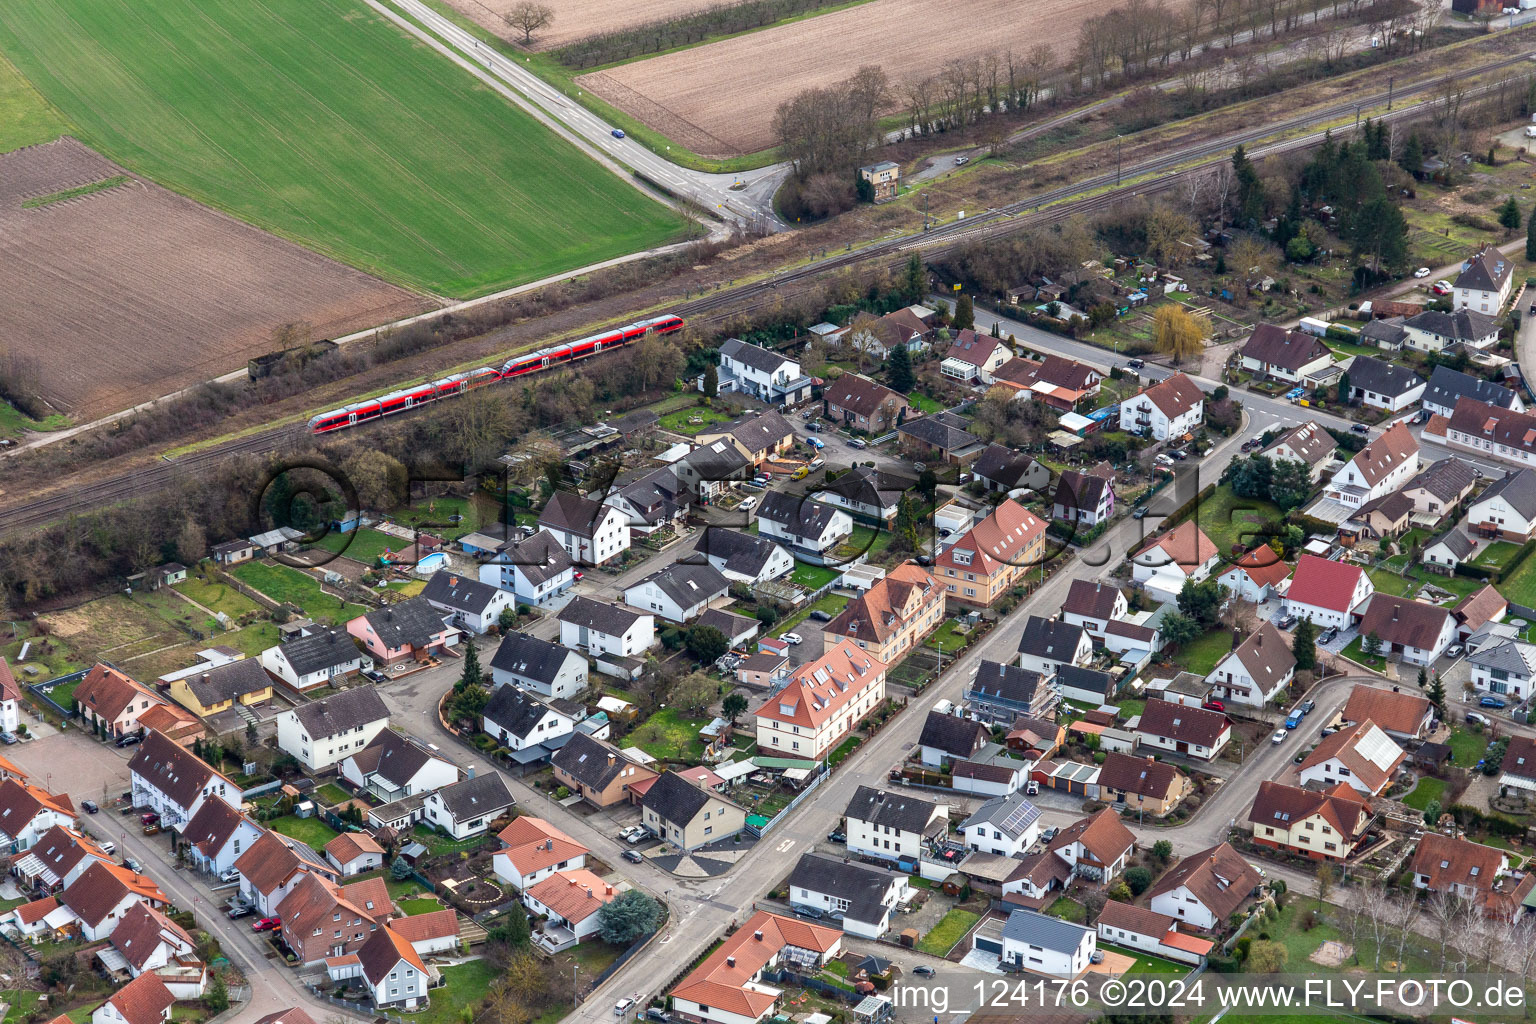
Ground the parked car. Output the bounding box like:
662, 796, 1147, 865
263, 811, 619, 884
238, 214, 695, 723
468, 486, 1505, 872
1284, 713, 1301, 729
124, 858, 142, 873
954, 155, 969, 165
143, 823, 161, 835
227, 905, 254, 919
1481, 696, 1507, 708
1466, 711, 1492, 727
1169, 448, 1188, 461
1414, 267, 1431, 278
1432, 281, 1452, 295
220, 868, 240, 883
252, 917, 281, 932
1090, 950, 1105, 964
790, 467, 809, 481
1351, 423, 1369, 434
1446, 644, 1465, 659
115, 733, 142, 748
81, 800, 99, 814
0, 732, 17, 746
98, 840, 115, 856
805, 422, 822, 432
827, 830, 847, 844
782, 632, 803, 645
809, 457, 825, 469
793, 905, 825, 919
808, 437, 825, 450
1272, 730, 1288, 745
610, 128, 626, 139
913, 965, 936, 977
809, 609, 833, 621
848, 438, 868, 448
1277, 614, 1298, 630
141, 812, 160, 825
1127, 359, 1145, 369
362, 669, 388, 684
1040, 827, 1058, 842
1318, 628, 1337, 644
1301, 699, 1316, 714
1202, 700, 1225, 712
1320, 726, 1338, 738
739, 496, 758, 510
1132, 506, 1149, 519
622, 850, 643, 864
614, 999, 635, 1017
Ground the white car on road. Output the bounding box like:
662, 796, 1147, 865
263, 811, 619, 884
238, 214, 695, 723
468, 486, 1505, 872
1413, 267, 1431, 278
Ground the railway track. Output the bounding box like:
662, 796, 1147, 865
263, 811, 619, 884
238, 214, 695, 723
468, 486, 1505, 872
1, 49, 1530, 538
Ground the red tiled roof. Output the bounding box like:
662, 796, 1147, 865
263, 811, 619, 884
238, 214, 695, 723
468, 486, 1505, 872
671, 911, 841, 1019
524, 869, 617, 923
1135, 520, 1217, 571
1299, 720, 1404, 793
935, 500, 1045, 579
754, 640, 885, 730
1224, 549, 1292, 589
1285, 554, 1366, 613
496, 816, 589, 877
1341, 685, 1432, 737
106, 971, 174, 1024
1147, 842, 1261, 921
1412, 833, 1508, 893
388, 908, 458, 944
1096, 899, 1176, 939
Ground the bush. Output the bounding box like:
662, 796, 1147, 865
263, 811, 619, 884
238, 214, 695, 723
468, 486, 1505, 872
1124, 866, 1153, 896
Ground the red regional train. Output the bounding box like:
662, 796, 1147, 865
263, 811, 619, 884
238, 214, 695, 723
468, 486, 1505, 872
307, 314, 686, 434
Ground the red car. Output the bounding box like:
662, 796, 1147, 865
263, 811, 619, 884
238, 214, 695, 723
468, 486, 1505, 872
140, 812, 160, 825
252, 917, 281, 932
1202, 699, 1225, 712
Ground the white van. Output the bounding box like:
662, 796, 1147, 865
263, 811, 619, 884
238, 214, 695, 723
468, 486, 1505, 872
99, 840, 116, 856
614, 999, 635, 1017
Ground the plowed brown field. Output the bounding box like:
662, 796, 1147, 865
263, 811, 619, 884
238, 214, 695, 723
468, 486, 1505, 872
445, 0, 722, 50
579, 0, 1104, 156
2, 139, 428, 418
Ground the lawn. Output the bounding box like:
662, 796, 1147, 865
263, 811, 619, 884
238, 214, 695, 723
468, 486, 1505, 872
0, 399, 68, 440
835, 525, 895, 562
1401, 775, 1446, 810
1340, 634, 1387, 671
1171, 629, 1235, 676
907, 391, 945, 415
388, 877, 433, 900
172, 577, 262, 620
620, 707, 712, 762
1195, 485, 1282, 558
315, 783, 352, 806
228, 561, 367, 624
2, 992, 41, 1024
411, 959, 498, 1024
268, 814, 341, 852
771, 593, 850, 639
658, 406, 734, 435
0, 0, 683, 298
1448, 725, 1493, 768
398, 897, 445, 916
1503, 554, 1536, 607
393, 495, 487, 540
1045, 897, 1086, 923
310, 527, 408, 566
411, 824, 486, 855
1368, 565, 1483, 604
917, 908, 980, 955
790, 562, 841, 590
926, 619, 967, 654
1473, 540, 1523, 569
1099, 941, 1185, 975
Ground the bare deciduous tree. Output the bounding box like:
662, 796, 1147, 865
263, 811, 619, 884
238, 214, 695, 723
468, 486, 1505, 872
505, 1, 554, 44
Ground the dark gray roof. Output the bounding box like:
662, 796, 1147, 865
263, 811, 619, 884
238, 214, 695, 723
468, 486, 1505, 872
817, 466, 907, 511
539, 491, 612, 539
843, 785, 939, 833
277, 629, 360, 677
557, 596, 647, 636
1063, 580, 1121, 620
1001, 908, 1092, 953
692, 529, 784, 578
918, 711, 989, 757
289, 687, 389, 740
483, 686, 568, 740
1427, 528, 1476, 561
960, 792, 1042, 838
719, 338, 793, 374
898, 415, 980, 452
1425, 365, 1519, 412
1406, 457, 1478, 503
1241, 324, 1331, 371
1262, 420, 1337, 467
614, 467, 686, 524
491, 632, 577, 685
351, 729, 446, 788
629, 561, 729, 610
1346, 356, 1424, 399
1053, 470, 1109, 512
786, 854, 904, 924
421, 571, 504, 614
967, 661, 1046, 706
431, 773, 513, 820
183, 658, 272, 707
1056, 664, 1114, 699
680, 439, 752, 478
1016, 616, 1087, 662
127, 731, 221, 809
551, 733, 628, 790
361, 598, 452, 650
493, 531, 572, 586
1452, 249, 1513, 294
697, 608, 757, 640
1405, 308, 1500, 343
972, 444, 1042, 490
1361, 317, 1407, 346
757, 492, 844, 539
1475, 469, 1536, 520
722, 411, 795, 452
1470, 639, 1536, 677
642, 771, 714, 827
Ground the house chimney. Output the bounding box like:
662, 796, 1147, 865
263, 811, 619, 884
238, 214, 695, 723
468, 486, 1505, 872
753, 931, 763, 941
586, 887, 594, 899
568, 878, 577, 887
466, 765, 476, 779
727, 956, 737, 968
608, 754, 616, 767
545, 839, 553, 851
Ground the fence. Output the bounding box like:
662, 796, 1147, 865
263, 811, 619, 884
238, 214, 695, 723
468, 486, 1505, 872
759, 968, 861, 1005
745, 764, 829, 839
306, 983, 417, 1024
583, 905, 672, 997
26, 667, 89, 719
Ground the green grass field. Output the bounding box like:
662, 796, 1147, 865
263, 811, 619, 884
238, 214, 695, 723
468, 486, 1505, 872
0, 0, 683, 297
269, 814, 341, 851
620, 707, 712, 762
1196, 485, 1281, 557
398, 896, 445, 916
1172, 629, 1236, 676
228, 561, 367, 624
917, 909, 980, 955
1401, 776, 1445, 810
310, 527, 408, 566
0, 50, 65, 152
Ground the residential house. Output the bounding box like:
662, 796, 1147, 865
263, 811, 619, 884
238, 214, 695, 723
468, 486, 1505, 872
346, 599, 457, 667
940, 331, 1014, 384
1132, 520, 1220, 603
1499, 735, 1536, 793
1340, 491, 1413, 547
755, 492, 853, 563
822, 374, 909, 434
538, 491, 631, 567
785, 854, 912, 939
1470, 640, 1536, 700
107, 902, 197, 984
691, 530, 794, 586
603, 466, 689, 537
1469, 469, 1536, 541
1054, 665, 1117, 707
420, 571, 514, 635
1324, 421, 1420, 509
1261, 421, 1338, 482
1248, 780, 1372, 861
815, 466, 905, 525
1341, 684, 1434, 741
1095, 901, 1213, 966
1412, 832, 1510, 899
325, 832, 385, 877
1047, 808, 1135, 883
868, 307, 934, 357
1403, 309, 1502, 353
951, 743, 1033, 798
1283, 554, 1375, 629
1240, 324, 1334, 382
959, 792, 1043, 856
1137, 700, 1230, 760
1206, 623, 1295, 708
0, 659, 18, 734
713, 338, 813, 406
75, 664, 165, 740
275, 688, 390, 772
843, 786, 947, 864
1402, 457, 1479, 522
1052, 471, 1114, 527
668, 910, 842, 1024
824, 563, 944, 664
1422, 365, 1524, 420
997, 910, 1096, 978
550, 733, 657, 808
753, 639, 886, 760
735, 652, 789, 688
1016, 617, 1092, 676
1218, 551, 1293, 604
623, 562, 730, 623
1358, 595, 1457, 665
127, 732, 235, 832
0, 780, 76, 854
477, 531, 576, 608
389, 909, 459, 958
1147, 842, 1261, 931
340, 729, 459, 803
1119, 372, 1205, 440
992, 355, 1104, 410
233, 830, 338, 916
557, 597, 655, 659
934, 499, 1048, 608
917, 711, 991, 767
964, 661, 1056, 724
1453, 584, 1508, 641
51, 860, 169, 942
1061, 580, 1128, 641
1452, 247, 1515, 314
641, 772, 745, 851
896, 414, 984, 464
422, 774, 515, 839
972, 444, 1051, 496
482, 687, 576, 754
1344, 356, 1426, 412
91, 973, 174, 1024
259, 629, 363, 695
1004, 716, 1064, 760
493, 815, 589, 890
522, 869, 617, 947
1097, 753, 1192, 818
1446, 398, 1536, 470
489, 631, 588, 701
1362, 316, 1408, 350
167, 659, 270, 719
1298, 719, 1405, 796
179, 799, 261, 876
674, 440, 753, 502
696, 411, 797, 467
328, 925, 430, 1009
13, 826, 112, 893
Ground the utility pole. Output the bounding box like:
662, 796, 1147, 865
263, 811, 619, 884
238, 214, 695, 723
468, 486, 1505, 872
1116, 135, 1124, 186
1387, 76, 1394, 111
